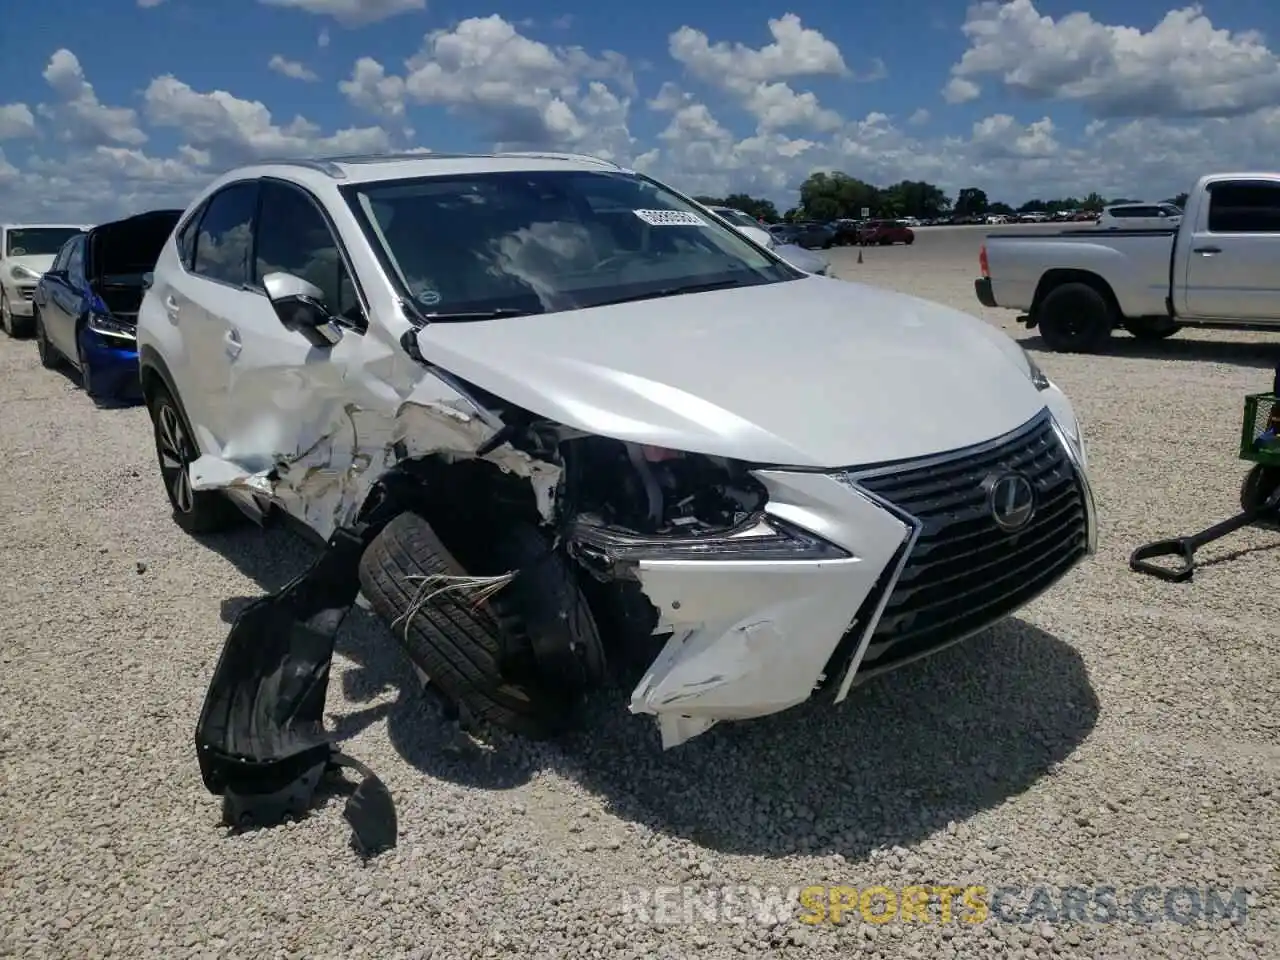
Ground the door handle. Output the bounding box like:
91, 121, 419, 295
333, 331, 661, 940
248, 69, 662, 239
163, 294, 181, 319
223, 328, 242, 359
1193, 246, 1221, 255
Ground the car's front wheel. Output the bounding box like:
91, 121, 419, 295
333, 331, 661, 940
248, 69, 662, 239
34, 308, 61, 369
147, 384, 241, 534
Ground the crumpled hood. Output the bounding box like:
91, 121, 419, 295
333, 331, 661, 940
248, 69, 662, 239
417, 276, 1047, 468
6, 254, 55, 277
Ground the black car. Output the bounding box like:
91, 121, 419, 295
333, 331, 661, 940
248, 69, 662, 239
778, 221, 835, 249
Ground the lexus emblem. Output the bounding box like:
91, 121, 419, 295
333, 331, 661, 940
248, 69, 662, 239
985, 471, 1036, 531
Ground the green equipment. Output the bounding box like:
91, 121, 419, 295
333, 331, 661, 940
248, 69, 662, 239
1130, 392, 1280, 582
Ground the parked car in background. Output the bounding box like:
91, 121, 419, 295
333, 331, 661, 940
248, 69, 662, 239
858, 220, 915, 246
830, 219, 862, 245
0, 222, 90, 337
137, 151, 1093, 754
1095, 202, 1182, 230
32, 209, 182, 400
976, 172, 1280, 352
705, 205, 831, 275
780, 221, 836, 249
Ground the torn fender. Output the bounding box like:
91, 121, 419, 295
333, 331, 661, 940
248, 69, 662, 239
194, 521, 397, 857
189, 398, 561, 542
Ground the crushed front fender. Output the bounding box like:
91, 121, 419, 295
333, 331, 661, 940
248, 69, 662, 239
193, 521, 397, 857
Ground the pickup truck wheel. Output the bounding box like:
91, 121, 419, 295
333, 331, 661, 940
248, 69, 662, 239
357, 511, 577, 739
1122, 317, 1180, 341
1037, 282, 1113, 353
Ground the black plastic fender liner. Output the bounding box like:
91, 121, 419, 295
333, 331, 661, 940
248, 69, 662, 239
194, 521, 398, 857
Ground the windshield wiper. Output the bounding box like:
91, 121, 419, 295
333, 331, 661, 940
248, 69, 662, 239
588, 278, 754, 308
420, 307, 534, 322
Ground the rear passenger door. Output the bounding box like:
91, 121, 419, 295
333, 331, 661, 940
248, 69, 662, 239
165, 180, 261, 454
1181, 180, 1280, 320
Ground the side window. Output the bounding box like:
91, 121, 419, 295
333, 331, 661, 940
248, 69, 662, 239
192, 182, 258, 286
254, 180, 363, 328
1207, 183, 1280, 233
51, 240, 72, 274
176, 201, 206, 270
67, 236, 85, 283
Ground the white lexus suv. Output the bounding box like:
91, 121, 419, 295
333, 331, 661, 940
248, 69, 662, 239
137, 151, 1096, 749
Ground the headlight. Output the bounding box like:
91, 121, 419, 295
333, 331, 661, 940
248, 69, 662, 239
1022, 347, 1051, 391
568, 513, 848, 578
10, 265, 39, 281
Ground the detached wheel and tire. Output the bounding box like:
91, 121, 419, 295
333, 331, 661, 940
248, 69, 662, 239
1122, 317, 1180, 341
358, 511, 602, 739
1037, 282, 1114, 353
147, 385, 240, 534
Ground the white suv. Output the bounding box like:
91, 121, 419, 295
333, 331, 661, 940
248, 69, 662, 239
1095, 202, 1182, 230
138, 151, 1095, 750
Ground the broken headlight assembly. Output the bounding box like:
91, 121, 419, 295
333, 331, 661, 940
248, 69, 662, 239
569, 512, 849, 580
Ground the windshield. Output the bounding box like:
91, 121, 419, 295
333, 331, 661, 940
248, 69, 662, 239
345, 170, 798, 319
5, 227, 85, 257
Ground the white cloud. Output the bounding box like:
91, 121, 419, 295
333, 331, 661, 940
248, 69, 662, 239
268, 55, 319, 81
0, 103, 37, 140
942, 77, 980, 104
907, 108, 930, 126
668, 15, 854, 133
38, 49, 147, 146
137, 0, 165, 6
143, 75, 390, 163
257, 0, 425, 26
948, 0, 1280, 118
343, 15, 634, 148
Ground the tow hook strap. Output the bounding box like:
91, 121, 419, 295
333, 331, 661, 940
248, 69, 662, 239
193, 520, 398, 858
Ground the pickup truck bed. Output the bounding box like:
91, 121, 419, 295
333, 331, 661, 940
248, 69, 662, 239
975, 173, 1280, 352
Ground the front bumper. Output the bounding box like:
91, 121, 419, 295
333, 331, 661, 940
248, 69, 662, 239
8, 285, 36, 316
621, 404, 1096, 748
78, 324, 142, 400
975, 277, 998, 308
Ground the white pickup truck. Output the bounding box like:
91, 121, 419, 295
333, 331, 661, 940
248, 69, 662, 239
974, 172, 1280, 352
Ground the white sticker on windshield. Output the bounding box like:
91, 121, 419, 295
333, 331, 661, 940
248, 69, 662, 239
633, 209, 707, 227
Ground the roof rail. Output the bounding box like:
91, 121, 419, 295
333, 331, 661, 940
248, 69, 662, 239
321, 151, 475, 166
493, 151, 620, 169
252, 157, 348, 179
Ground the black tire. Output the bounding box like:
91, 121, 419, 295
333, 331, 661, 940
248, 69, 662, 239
147, 384, 241, 534
1122, 317, 1179, 341
1037, 282, 1114, 353
1240, 464, 1280, 514
905, 235, 915, 245
76, 326, 96, 397
34, 308, 61, 369
357, 511, 577, 738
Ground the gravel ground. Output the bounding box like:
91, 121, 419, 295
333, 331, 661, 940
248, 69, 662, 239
2, 225, 1277, 959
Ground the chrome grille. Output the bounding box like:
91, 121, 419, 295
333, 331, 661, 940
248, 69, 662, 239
841, 409, 1088, 674
19, 287, 35, 300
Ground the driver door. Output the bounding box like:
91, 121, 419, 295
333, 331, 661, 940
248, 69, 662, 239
220, 177, 376, 531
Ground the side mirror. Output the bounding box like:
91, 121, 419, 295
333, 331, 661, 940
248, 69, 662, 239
263, 272, 342, 348
45, 268, 67, 281
142, 271, 154, 290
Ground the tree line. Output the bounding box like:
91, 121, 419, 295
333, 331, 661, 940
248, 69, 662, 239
696, 172, 1191, 223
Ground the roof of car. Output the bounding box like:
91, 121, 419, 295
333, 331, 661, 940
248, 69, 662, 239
1, 222, 91, 230
217, 151, 631, 191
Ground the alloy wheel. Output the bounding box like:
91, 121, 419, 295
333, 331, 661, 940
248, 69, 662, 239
156, 401, 195, 513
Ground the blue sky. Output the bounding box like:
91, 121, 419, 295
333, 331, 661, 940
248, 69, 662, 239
3, 0, 1280, 221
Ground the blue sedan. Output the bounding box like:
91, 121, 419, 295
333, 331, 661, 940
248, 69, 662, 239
33, 209, 182, 402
